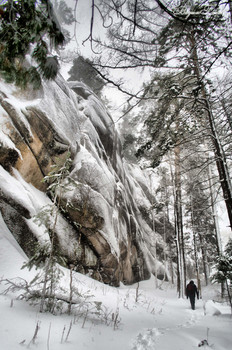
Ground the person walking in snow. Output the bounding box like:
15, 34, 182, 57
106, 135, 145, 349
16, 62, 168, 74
186, 280, 199, 310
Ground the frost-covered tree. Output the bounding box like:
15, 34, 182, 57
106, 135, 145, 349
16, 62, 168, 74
53, 0, 75, 44
184, 146, 219, 285
129, 1, 232, 230
210, 75, 232, 169
135, 71, 201, 167
68, 56, 106, 96
53, 0, 75, 26
89, 1, 232, 99
22, 152, 73, 313
0, 0, 65, 88
212, 239, 232, 310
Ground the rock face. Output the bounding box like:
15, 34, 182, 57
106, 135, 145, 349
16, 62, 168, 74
0, 76, 173, 286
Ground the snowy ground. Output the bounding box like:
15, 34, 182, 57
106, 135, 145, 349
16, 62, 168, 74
0, 214, 231, 350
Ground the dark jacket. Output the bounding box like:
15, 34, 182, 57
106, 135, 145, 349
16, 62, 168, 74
186, 281, 199, 299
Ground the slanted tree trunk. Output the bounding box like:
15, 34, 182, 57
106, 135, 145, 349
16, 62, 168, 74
207, 161, 222, 255
189, 31, 232, 230
207, 161, 226, 296
205, 104, 232, 230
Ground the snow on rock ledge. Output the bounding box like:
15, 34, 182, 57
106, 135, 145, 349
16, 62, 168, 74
0, 76, 171, 286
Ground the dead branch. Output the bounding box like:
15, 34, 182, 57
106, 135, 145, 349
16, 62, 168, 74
0, 277, 82, 306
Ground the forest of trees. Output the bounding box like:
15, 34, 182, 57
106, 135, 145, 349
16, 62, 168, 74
0, 0, 231, 303
88, 0, 232, 299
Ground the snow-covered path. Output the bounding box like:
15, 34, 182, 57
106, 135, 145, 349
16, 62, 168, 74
130, 279, 232, 350
0, 214, 231, 350
132, 300, 231, 350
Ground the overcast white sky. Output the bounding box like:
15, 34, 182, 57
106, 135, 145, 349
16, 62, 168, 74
64, 0, 107, 57
59, 0, 148, 117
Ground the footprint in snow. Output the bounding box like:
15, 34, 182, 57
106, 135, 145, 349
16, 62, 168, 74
131, 328, 161, 350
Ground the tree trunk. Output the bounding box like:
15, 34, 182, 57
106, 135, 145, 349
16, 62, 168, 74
163, 214, 167, 282
205, 101, 232, 230
150, 172, 158, 288
208, 161, 222, 255
189, 32, 232, 230
228, 0, 232, 25
162, 174, 169, 281
174, 145, 186, 297
191, 196, 202, 297
198, 232, 209, 285
169, 256, 175, 285
225, 279, 232, 313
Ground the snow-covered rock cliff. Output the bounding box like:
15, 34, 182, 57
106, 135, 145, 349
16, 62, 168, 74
0, 75, 173, 286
